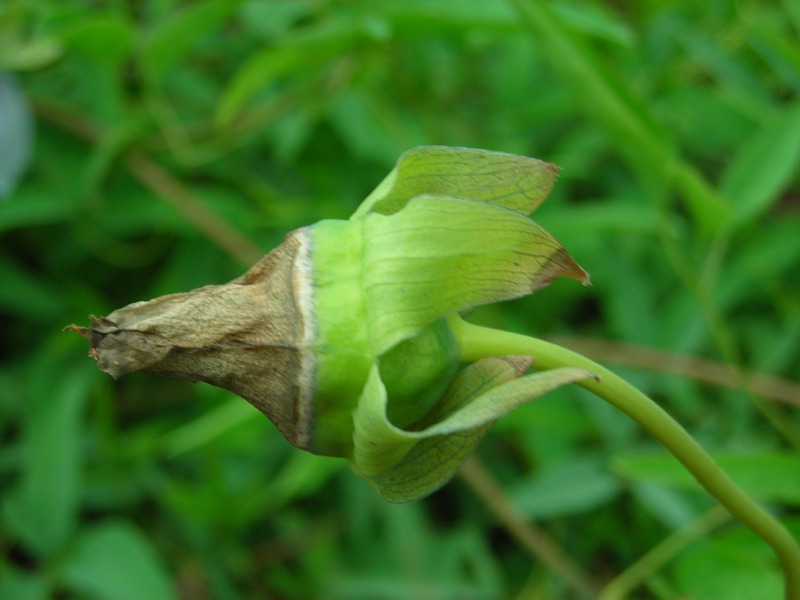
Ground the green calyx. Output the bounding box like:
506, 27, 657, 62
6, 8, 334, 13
303, 146, 593, 498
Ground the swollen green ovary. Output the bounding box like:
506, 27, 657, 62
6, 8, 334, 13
378, 318, 460, 429
306, 219, 461, 455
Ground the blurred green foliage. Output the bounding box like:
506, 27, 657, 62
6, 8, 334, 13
1, 0, 799, 598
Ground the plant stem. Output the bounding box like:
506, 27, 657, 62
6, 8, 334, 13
448, 315, 800, 600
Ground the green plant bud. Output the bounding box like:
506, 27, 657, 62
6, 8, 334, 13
68, 146, 594, 500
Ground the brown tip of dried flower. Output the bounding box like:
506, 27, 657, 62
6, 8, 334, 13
566, 262, 591, 286
65, 316, 113, 362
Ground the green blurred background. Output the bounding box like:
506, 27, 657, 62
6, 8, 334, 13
2, 1, 799, 598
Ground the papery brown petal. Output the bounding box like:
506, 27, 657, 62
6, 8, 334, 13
66, 229, 317, 450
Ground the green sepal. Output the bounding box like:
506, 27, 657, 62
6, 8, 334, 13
351, 357, 595, 502
361, 195, 588, 355
351, 146, 560, 220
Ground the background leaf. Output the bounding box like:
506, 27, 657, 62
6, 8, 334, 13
0, 74, 34, 198
509, 456, 621, 520
670, 524, 792, 600
61, 520, 176, 600
3, 363, 91, 557
141, 0, 243, 86
3, 0, 798, 597
722, 101, 800, 224
611, 451, 800, 504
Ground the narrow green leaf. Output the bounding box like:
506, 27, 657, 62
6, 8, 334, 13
509, 0, 670, 172
3, 367, 91, 557
675, 27, 772, 114
161, 396, 259, 458
0, 187, 73, 232
722, 101, 800, 224
509, 0, 732, 232
673, 527, 784, 600
141, 0, 241, 85
260, 453, 344, 511
509, 457, 620, 519
544, 201, 664, 237
60, 14, 134, 68
326, 89, 428, 166
612, 451, 800, 504
746, 18, 800, 90
382, 0, 518, 31
351, 145, 560, 219
631, 483, 703, 530
0, 256, 66, 319
239, 0, 314, 39
61, 520, 176, 600
216, 21, 364, 124
551, 2, 633, 47
0, 38, 62, 72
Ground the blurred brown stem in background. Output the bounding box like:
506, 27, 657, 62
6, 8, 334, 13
125, 152, 263, 264
547, 335, 800, 407
459, 456, 598, 599
34, 101, 263, 265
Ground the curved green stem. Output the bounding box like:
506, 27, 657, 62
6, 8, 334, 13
448, 315, 800, 600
